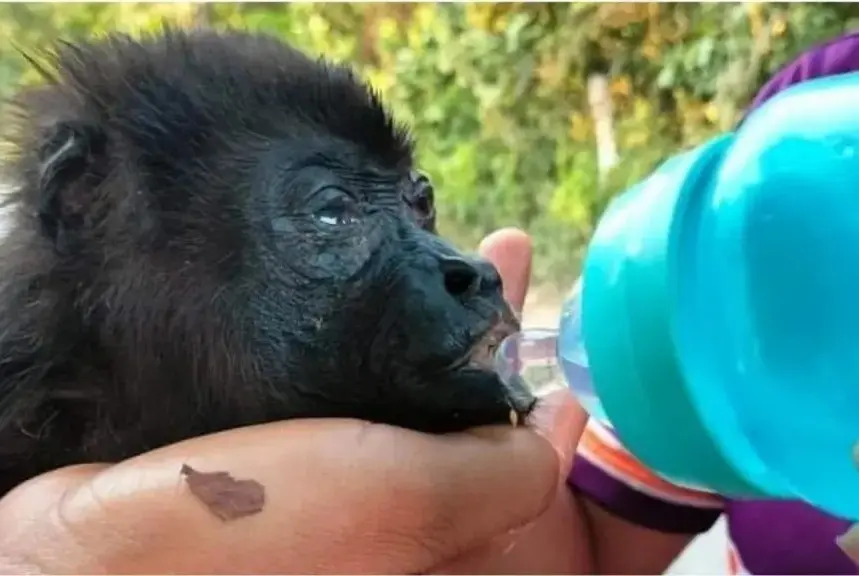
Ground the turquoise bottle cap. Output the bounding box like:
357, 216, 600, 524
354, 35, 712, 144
581, 136, 787, 498
675, 70, 859, 520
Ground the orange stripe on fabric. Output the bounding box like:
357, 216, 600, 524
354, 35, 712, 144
579, 422, 724, 508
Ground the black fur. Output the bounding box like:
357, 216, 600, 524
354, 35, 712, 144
0, 28, 535, 496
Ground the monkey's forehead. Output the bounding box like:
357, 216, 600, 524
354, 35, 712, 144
23, 28, 415, 171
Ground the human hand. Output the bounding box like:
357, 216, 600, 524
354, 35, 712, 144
0, 227, 586, 575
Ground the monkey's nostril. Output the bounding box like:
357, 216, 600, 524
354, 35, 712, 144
440, 256, 482, 298
476, 260, 502, 292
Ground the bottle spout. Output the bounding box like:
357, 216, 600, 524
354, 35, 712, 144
494, 328, 565, 398
493, 279, 610, 422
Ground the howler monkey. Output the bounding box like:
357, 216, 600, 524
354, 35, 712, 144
0, 28, 536, 496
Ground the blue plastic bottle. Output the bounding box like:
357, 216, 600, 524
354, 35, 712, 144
496, 70, 859, 521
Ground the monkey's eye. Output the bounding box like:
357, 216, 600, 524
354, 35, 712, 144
413, 188, 433, 216
311, 188, 362, 227
407, 170, 435, 220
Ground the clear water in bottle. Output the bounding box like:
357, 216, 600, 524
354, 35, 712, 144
557, 280, 608, 422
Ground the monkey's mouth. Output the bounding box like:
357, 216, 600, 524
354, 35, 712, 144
462, 312, 536, 425
466, 320, 517, 372
467, 325, 515, 372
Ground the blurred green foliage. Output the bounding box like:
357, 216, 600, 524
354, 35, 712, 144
0, 2, 857, 288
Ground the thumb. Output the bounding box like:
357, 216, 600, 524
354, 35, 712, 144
478, 228, 532, 314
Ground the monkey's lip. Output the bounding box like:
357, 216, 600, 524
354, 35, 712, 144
465, 311, 520, 372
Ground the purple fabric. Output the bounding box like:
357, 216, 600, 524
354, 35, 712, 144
745, 30, 859, 117
569, 455, 722, 534
727, 500, 855, 574
568, 461, 858, 574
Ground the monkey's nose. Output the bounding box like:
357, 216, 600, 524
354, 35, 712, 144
439, 256, 501, 299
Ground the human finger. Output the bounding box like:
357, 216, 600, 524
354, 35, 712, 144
435, 392, 590, 575
478, 228, 532, 314
838, 523, 859, 565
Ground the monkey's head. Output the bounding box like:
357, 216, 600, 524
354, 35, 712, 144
0, 28, 535, 458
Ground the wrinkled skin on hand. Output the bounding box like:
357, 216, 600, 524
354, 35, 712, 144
0, 28, 536, 495
0, 229, 592, 575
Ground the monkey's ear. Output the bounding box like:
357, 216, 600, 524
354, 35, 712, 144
36, 120, 106, 251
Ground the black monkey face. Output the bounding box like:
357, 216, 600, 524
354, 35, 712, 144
6, 28, 536, 449
247, 155, 534, 432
